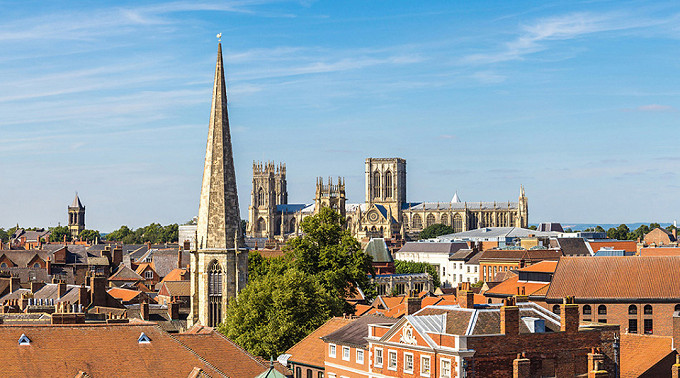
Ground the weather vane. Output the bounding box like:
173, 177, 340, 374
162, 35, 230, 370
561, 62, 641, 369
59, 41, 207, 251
217, 33, 222, 42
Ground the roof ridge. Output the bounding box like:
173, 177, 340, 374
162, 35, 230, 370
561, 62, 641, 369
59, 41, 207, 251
285, 316, 348, 352
164, 324, 230, 377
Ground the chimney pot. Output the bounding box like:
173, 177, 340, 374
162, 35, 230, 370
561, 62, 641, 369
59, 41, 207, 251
140, 301, 150, 321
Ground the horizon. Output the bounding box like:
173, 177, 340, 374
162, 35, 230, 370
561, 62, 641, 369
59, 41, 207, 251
2, 1, 679, 232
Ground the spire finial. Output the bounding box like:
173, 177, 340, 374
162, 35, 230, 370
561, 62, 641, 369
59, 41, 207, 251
216, 33, 222, 42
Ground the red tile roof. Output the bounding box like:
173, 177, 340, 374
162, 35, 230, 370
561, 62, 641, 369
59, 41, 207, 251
546, 256, 680, 300
161, 268, 188, 283
484, 276, 550, 297
518, 260, 558, 273
107, 287, 144, 303
285, 317, 354, 368
620, 333, 674, 378
639, 247, 680, 257
0, 323, 223, 376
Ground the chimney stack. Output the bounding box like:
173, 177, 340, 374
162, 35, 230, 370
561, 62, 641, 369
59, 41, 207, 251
588, 360, 609, 378
30, 281, 45, 294
671, 354, 680, 378
177, 248, 183, 270
140, 301, 149, 321
57, 281, 67, 298
513, 353, 530, 378
406, 296, 422, 315
79, 284, 89, 307
560, 296, 579, 333
112, 245, 123, 267
10, 276, 20, 293
168, 301, 180, 320
457, 282, 475, 309
500, 297, 519, 335
89, 274, 106, 307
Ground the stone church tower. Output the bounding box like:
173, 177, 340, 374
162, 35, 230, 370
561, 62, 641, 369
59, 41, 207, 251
247, 162, 287, 239
68, 193, 85, 239
189, 42, 248, 328
314, 177, 346, 217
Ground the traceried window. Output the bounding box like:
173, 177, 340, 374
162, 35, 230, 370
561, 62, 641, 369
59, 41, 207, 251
289, 218, 296, 233
441, 213, 449, 226
426, 214, 436, 227
412, 214, 422, 229
257, 187, 264, 207
384, 170, 392, 198
453, 213, 463, 233
257, 217, 266, 232
373, 171, 381, 199
208, 260, 223, 327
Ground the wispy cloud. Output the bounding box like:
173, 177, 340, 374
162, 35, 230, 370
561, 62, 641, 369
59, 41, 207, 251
438, 134, 457, 140
624, 104, 677, 112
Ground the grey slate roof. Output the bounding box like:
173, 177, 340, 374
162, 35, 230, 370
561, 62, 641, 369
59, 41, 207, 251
109, 264, 144, 281
70, 193, 84, 208
276, 204, 307, 213
405, 201, 518, 211
364, 239, 393, 263
437, 227, 560, 241
553, 238, 591, 256
152, 249, 189, 278
321, 314, 398, 348
398, 241, 468, 254
449, 248, 479, 261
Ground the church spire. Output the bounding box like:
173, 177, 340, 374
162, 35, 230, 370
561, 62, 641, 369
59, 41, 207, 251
196, 42, 244, 250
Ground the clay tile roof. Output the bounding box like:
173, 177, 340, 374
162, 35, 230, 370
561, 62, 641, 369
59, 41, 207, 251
322, 314, 398, 348
161, 268, 188, 283
107, 287, 142, 302
518, 260, 558, 273
0, 324, 223, 376
109, 265, 144, 281
354, 304, 373, 316
546, 256, 680, 300
285, 317, 354, 368
639, 247, 680, 257
135, 262, 155, 275
421, 297, 443, 307
172, 328, 269, 377
159, 281, 191, 297
620, 334, 675, 378
484, 276, 550, 297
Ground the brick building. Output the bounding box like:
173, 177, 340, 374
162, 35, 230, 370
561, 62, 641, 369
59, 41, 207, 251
643, 227, 677, 246
285, 317, 354, 378
545, 256, 680, 337
478, 249, 562, 282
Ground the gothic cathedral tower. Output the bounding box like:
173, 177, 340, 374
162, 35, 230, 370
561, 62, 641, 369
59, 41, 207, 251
189, 42, 248, 328
68, 193, 85, 239
248, 162, 287, 239
365, 158, 406, 216
518, 185, 529, 228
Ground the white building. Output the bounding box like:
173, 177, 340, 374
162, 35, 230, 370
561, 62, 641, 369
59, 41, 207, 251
394, 241, 479, 288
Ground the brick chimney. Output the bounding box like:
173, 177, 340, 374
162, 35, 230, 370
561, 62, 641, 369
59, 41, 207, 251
588, 360, 609, 378
587, 348, 605, 372
560, 296, 579, 333
46, 257, 51, 275
79, 284, 89, 307
406, 296, 422, 315
89, 274, 107, 307
513, 353, 530, 378
57, 281, 67, 298
177, 248, 183, 269
672, 354, 680, 378
168, 301, 180, 320
30, 281, 45, 294
457, 282, 475, 309
500, 297, 519, 336
101, 246, 112, 265
10, 276, 20, 293
673, 312, 680, 351
112, 245, 123, 267
140, 301, 149, 321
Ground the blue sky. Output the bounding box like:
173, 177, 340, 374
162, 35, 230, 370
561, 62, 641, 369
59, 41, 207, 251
1, 0, 679, 232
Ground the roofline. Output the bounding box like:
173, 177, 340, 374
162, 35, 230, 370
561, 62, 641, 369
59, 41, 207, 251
545, 297, 680, 304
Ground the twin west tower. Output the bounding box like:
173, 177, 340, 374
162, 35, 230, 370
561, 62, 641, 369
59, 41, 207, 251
189, 43, 248, 328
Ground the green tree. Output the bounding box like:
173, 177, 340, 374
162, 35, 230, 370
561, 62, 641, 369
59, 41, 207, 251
0, 228, 8, 243
79, 229, 101, 242
528, 225, 537, 230
105, 225, 133, 242
286, 207, 375, 302
49, 226, 72, 243
419, 224, 454, 240
595, 226, 605, 233
219, 268, 344, 358
394, 260, 441, 287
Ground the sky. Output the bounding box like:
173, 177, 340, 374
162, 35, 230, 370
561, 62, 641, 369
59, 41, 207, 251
1, 0, 679, 232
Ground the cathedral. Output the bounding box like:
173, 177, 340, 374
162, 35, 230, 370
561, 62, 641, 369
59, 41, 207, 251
188, 42, 248, 328
247, 158, 528, 241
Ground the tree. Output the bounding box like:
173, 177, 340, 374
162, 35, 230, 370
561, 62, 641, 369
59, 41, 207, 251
419, 224, 454, 240
528, 225, 537, 230
220, 268, 344, 358
0, 228, 8, 243
79, 229, 101, 242
105, 223, 179, 244
594, 226, 605, 233
49, 226, 71, 243
394, 260, 441, 288
286, 207, 375, 302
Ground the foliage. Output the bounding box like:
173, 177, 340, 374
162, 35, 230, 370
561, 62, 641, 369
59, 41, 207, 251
528, 225, 537, 230
394, 260, 441, 288
0, 229, 8, 243
105, 223, 178, 244
49, 226, 72, 243
219, 269, 344, 358
79, 229, 101, 242
419, 224, 454, 240
471, 280, 484, 288
286, 207, 375, 301
606, 224, 630, 240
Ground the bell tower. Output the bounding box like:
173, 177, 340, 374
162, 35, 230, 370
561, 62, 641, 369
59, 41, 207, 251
68, 193, 85, 239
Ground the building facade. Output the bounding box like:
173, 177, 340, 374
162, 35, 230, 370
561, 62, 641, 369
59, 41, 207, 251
188, 42, 248, 328
247, 158, 528, 242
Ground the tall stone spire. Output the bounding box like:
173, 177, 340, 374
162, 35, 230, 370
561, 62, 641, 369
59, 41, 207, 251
196, 43, 244, 250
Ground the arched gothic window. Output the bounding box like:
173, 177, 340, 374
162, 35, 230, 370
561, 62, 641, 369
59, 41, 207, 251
257, 218, 266, 232
257, 187, 265, 207
441, 214, 449, 226
426, 214, 436, 227
453, 213, 463, 233
345, 217, 352, 232
412, 214, 422, 229
289, 218, 296, 233
208, 260, 223, 327
384, 171, 392, 198
373, 171, 381, 199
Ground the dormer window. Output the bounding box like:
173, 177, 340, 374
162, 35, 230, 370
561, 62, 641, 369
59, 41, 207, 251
145, 271, 153, 280
138, 332, 151, 344
18, 334, 30, 345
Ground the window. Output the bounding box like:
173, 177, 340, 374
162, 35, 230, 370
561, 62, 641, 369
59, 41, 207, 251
644, 319, 653, 334
552, 305, 561, 315
475, 266, 478, 273
329, 344, 336, 358
675, 304, 680, 312
467, 266, 470, 273
404, 352, 414, 373
342, 346, 350, 361
318, 373, 324, 378
629, 319, 638, 333
598, 305, 607, 316
356, 349, 364, 364
296, 367, 301, 378
145, 270, 153, 280
307, 369, 312, 378
598, 319, 607, 323
375, 348, 383, 367
388, 350, 397, 370
442, 267, 445, 276
644, 304, 653, 315
32, 263, 41, 268
421, 355, 431, 376
628, 305, 637, 315
441, 359, 451, 378
0, 263, 7, 268
583, 305, 592, 315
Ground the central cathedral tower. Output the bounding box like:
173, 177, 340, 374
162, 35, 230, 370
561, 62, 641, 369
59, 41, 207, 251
189, 42, 248, 328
